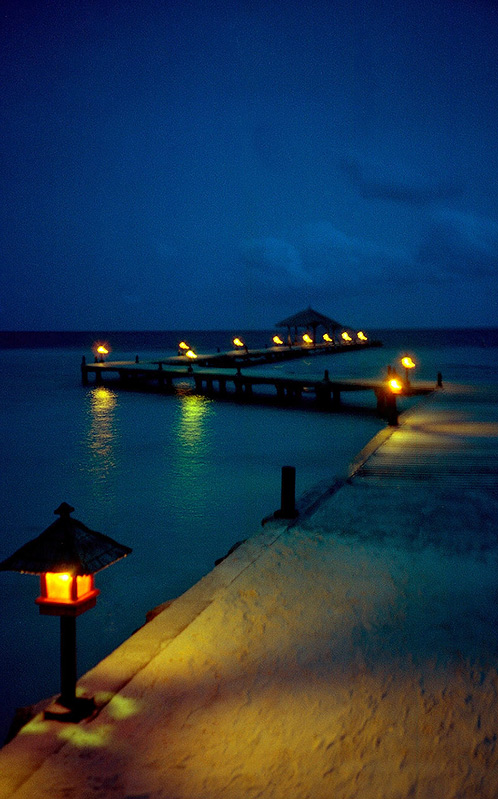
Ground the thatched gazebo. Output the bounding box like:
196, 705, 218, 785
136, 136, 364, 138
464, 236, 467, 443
276, 307, 343, 345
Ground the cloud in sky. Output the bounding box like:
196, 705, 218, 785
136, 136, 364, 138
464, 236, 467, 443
340, 154, 464, 207
419, 209, 498, 276
238, 222, 419, 304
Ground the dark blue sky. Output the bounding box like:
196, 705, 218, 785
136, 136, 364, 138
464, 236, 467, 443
1, 0, 497, 330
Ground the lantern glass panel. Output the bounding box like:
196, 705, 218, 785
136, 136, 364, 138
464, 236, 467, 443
44, 573, 94, 602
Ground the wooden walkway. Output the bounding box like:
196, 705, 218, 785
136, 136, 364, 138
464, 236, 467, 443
350, 383, 498, 488
81, 357, 435, 422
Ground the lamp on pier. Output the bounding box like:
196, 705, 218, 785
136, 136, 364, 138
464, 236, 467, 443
185, 349, 197, 360
323, 333, 333, 343
388, 377, 403, 394
302, 333, 313, 344
233, 337, 245, 348
272, 335, 284, 346
401, 356, 416, 386
0, 503, 131, 722
93, 343, 110, 363
341, 331, 352, 343
178, 340, 190, 354
357, 331, 368, 342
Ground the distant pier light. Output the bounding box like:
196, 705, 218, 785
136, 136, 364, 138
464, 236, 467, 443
401, 355, 416, 385
272, 335, 284, 345
357, 331, 368, 342
178, 341, 190, 351
185, 349, 197, 359
323, 333, 333, 343
93, 343, 110, 363
341, 331, 352, 343
233, 337, 245, 348
302, 333, 313, 344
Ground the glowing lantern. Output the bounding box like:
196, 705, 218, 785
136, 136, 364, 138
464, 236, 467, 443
0, 503, 131, 720
389, 378, 403, 393
401, 355, 416, 385
341, 332, 352, 342
323, 333, 333, 343
357, 331, 368, 341
302, 333, 313, 344
185, 349, 197, 359
93, 343, 110, 363
178, 341, 190, 351
233, 337, 245, 348
272, 335, 284, 345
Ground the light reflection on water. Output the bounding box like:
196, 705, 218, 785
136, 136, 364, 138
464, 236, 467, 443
84, 387, 119, 501
169, 394, 214, 521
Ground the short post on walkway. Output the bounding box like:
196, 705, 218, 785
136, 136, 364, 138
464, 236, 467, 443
275, 465, 298, 518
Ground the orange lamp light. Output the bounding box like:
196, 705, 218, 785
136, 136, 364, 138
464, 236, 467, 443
323, 333, 333, 343
341, 332, 352, 342
302, 333, 313, 344
233, 337, 245, 348
389, 378, 403, 393
272, 335, 284, 345
36, 572, 99, 617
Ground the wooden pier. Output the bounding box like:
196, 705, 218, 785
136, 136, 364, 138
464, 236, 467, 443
81, 354, 436, 423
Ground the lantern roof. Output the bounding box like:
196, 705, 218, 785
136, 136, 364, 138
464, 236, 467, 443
276, 306, 343, 330
0, 503, 132, 576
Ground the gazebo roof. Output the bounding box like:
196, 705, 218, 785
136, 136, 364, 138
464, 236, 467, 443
276, 307, 343, 330
0, 503, 132, 576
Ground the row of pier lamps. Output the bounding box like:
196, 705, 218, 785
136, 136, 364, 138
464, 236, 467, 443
173, 330, 370, 361
92, 331, 369, 364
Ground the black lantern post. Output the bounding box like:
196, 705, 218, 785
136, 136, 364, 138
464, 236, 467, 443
0, 502, 131, 721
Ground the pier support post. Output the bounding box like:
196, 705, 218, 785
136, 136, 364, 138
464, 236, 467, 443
275, 466, 298, 518
385, 392, 399, 426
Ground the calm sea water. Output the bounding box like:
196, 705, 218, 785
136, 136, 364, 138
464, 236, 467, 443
0, 327, 497, 742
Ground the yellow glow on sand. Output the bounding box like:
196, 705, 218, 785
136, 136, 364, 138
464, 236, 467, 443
106, 694, 141, 721
58, 724, 112, 749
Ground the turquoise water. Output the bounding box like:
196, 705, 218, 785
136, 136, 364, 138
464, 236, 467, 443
0, 329, 497, 742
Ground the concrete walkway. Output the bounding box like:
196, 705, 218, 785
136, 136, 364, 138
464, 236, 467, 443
1, 384, 498, 798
